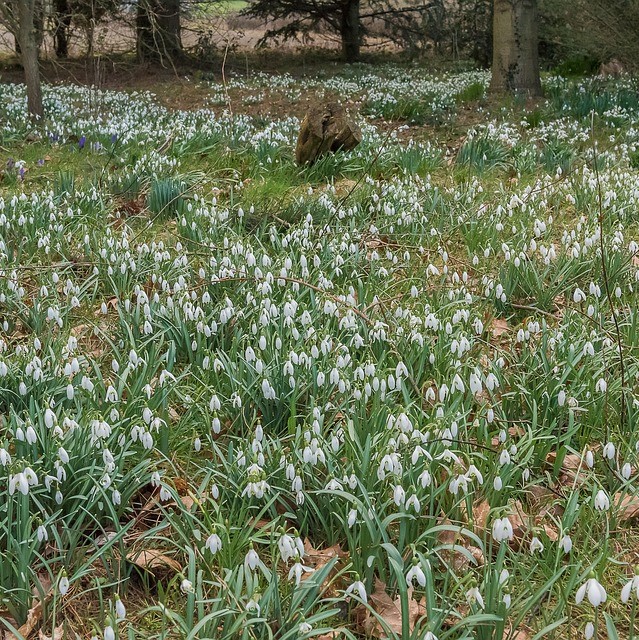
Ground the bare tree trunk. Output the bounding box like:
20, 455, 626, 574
137, 0, 182, 63
491, 0, 541, 95
54, 0, 72, 58
17, 0, 44, 119
341, 0, 360, 62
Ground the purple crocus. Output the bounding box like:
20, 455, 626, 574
110, 134, 117, 144
78, 136, 86, 150
18, 166, 25, 181
37, 159, 45, 166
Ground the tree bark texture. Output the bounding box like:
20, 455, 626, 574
136, 0, 182, 63
54, 0, 72, 58
17, 0, 44, 119
341, 0, 360, 62
490, 0, 541, 95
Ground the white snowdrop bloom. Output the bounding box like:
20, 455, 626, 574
288, 560, 313, 586
278, 532, 304, 563
393, 485, 406, 506
348, 509, 358, 528
492, 517, 513, 543
585, 622, 594, 640
299, 621, 312, 634
595, 378, 607, 393
405, 494, 420, 513
622, 463, 632, 479
115, 595, 126, 620
25, 426, 37, 444
560, 535, 572, 554
557, 389, 566, 406
205, 532, 222, 554
418, 469, 432, 488
58, 574, 70, 596
245, 548, 260, 571
466, 586, 485, 609
499, 449, 511, 465
594, 490, 610, 511
194, 437, 201, 452
621, 573, 639, 603
573, 288, 586, 303
345, 579, 367, 603
585, 450, 594, 468
529, 536, 544, 553
44, 408, 56, 429
405, 561, 426, 587
602, 442, 615, 460
493, 476, 503, 491
104, 626, 115, 640
181, 579, 195, 594
159, 486, 172, 502
575, 576, 607, 607
9, 472, 30, 495
37, 525, 48, 542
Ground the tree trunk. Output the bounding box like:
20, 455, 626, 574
340, 0, 360, 62
490, 0, 541, 95
54, 0, 72, 58
137, 0, 182, 64
17, 0, 44, 119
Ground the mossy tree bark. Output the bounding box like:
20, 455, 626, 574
490, 0, 541, 96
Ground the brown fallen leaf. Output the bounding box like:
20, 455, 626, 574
126, 549, 182, 574
363, 578, 425, 638
301, 539, 348, 591
615, 493, 639, 521
546, 451, 587, 485
6, 600, 43, 640
473, 499, 491, 533
491, 318, 510, 338
38, 625, 64, 640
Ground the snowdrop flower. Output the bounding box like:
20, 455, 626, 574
288, 558, 313, 586
492, 517, 514, 543
393, 485, 406, 506
622, 463, 632, 479
406, 558, 426, 587
575, 574, 607, 607
466, 584, 485, 609
278, 531, 304, 563
181, 579, 195, 594
585, 450, 594, 468
345, 577, 367, 603
602, 442, 615, 460
584, 622, 594, 640
104, 626, 115, 640
37, 524, 48, 542
405, 493, 420, 513
245, 548, 260, 571
299, 621, 312, 634
115, 595, 126, 620
205, 532, 222, 554
621, 570, 639, 603
58, 573, 69, 596
594, 489, 610, 511
529, 536, 544, 553
560, 535, 573, 554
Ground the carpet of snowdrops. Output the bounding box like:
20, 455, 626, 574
2, 65, 639, 639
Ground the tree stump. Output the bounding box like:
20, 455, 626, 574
295, 102, 362, 166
